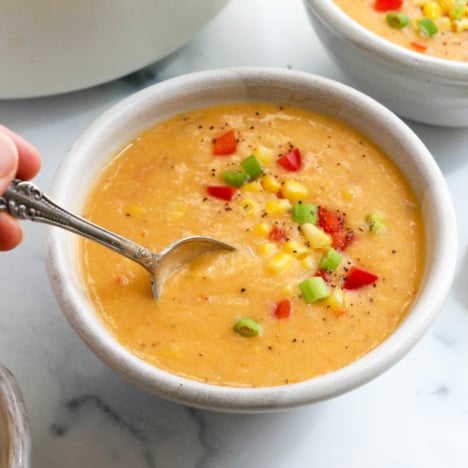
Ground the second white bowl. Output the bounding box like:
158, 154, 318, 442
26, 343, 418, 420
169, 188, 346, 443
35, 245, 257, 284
304, 0, 468, 127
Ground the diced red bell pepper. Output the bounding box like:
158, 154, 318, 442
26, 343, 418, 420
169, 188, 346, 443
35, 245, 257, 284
343, 266, 378, 290
213, 130, 237, 155
333, 309, 346, 317
374, 0, 403, 11
268, 224, 287, 242
318, 207, 354, 251
331, 229, 354, 251
410, 41, 428, 52
273, 299, 292, 319
206, 185, 237, 201
277, 148, 302, 171
318, 207, 344, 234
315, 269, 330, 283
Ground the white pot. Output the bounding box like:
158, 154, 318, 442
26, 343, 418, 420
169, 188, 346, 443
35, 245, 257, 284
0, 0, 229, 98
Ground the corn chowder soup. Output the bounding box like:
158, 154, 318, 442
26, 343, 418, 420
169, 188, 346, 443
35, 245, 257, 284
334, 0, 468, 61
81, 102, 425, 388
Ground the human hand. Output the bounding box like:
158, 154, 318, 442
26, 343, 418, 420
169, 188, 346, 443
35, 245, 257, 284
0, 125, 42, 250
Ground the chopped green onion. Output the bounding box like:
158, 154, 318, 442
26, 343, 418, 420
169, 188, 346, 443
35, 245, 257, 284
241, 155, 264, 179
292, 202, 318, 224
299, 277, 330, 303
223, 169, 248, 187
417, 17, 438, 37
365, 210, 385, 233
233, 318, 261, 337
319, 247, 342, 271
386, 12, 410, 29
451, 0, 467, 20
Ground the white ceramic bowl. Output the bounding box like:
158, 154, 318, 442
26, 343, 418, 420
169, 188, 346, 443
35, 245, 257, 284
45, 68, 456, 412
304, 0, 468, 127
0, 0, 229, 98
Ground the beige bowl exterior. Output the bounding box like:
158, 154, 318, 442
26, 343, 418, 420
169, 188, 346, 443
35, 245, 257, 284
45, 68, 456, 411
304, 0, 468, 127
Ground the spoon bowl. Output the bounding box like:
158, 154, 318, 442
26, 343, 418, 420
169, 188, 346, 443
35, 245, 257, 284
0, 179, 235, 299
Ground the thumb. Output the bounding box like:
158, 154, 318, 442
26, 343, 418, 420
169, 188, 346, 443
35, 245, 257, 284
0, 132, 19, 195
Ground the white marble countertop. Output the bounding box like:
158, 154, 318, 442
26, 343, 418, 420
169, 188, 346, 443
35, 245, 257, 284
1, 1, 468, 467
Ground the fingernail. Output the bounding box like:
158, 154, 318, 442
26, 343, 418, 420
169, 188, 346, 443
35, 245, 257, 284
0, 132, 18, 180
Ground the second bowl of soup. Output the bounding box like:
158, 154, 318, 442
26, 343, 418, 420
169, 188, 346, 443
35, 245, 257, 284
304, 0, 468, 126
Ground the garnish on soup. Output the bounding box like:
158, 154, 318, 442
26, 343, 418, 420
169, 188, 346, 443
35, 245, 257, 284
334, 0, 468, 61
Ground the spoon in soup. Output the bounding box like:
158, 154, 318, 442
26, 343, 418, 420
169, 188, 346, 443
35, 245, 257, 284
0, 179, 236, 299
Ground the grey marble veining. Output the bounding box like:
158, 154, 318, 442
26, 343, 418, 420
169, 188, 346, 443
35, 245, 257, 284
1, 0, 468, 467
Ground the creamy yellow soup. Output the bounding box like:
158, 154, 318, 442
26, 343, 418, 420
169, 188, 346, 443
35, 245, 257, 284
334, 0, 468, 62
81, 102, 425, 387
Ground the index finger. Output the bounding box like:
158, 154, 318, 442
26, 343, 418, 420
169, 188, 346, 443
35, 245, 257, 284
0, 125, 42, 180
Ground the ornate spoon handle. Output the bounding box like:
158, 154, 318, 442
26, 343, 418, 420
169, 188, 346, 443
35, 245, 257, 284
0, 179, 157, 271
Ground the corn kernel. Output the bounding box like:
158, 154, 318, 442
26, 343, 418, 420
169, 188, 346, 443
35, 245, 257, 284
257, 242, 278, 258
254, 222, 270, 236
342, 187, 356, 201
437, 0, 455, 14
283, 239, 309, 258
300, 223, 332, 249
264, 198, 291, 215
265, 252, 294, 274
301, 254, 318, 271
324, 287, 346, 312
423, 1, 442, 18
261, 174, 282, 194
159, 346, 181, 360
434, 16, 452, 30
240, 199, 259, 217
241, 180, 263, 193
453, 17, 468, 30
282, 283, 295, 296
281, 180, 309, 202
166, 200, 186, 221
125, 204, 148, 216
253, 145, 275, 165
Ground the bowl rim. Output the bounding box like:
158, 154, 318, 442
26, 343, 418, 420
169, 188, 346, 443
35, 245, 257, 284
44, 67, 457, 411
304, 0, 468, 82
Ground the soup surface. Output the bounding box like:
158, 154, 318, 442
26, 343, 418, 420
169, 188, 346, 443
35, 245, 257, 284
334, 0, 468, 61
81, 102, 425, 387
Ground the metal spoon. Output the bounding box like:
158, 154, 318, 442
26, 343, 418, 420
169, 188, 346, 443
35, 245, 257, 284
0, 179, 236, 299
